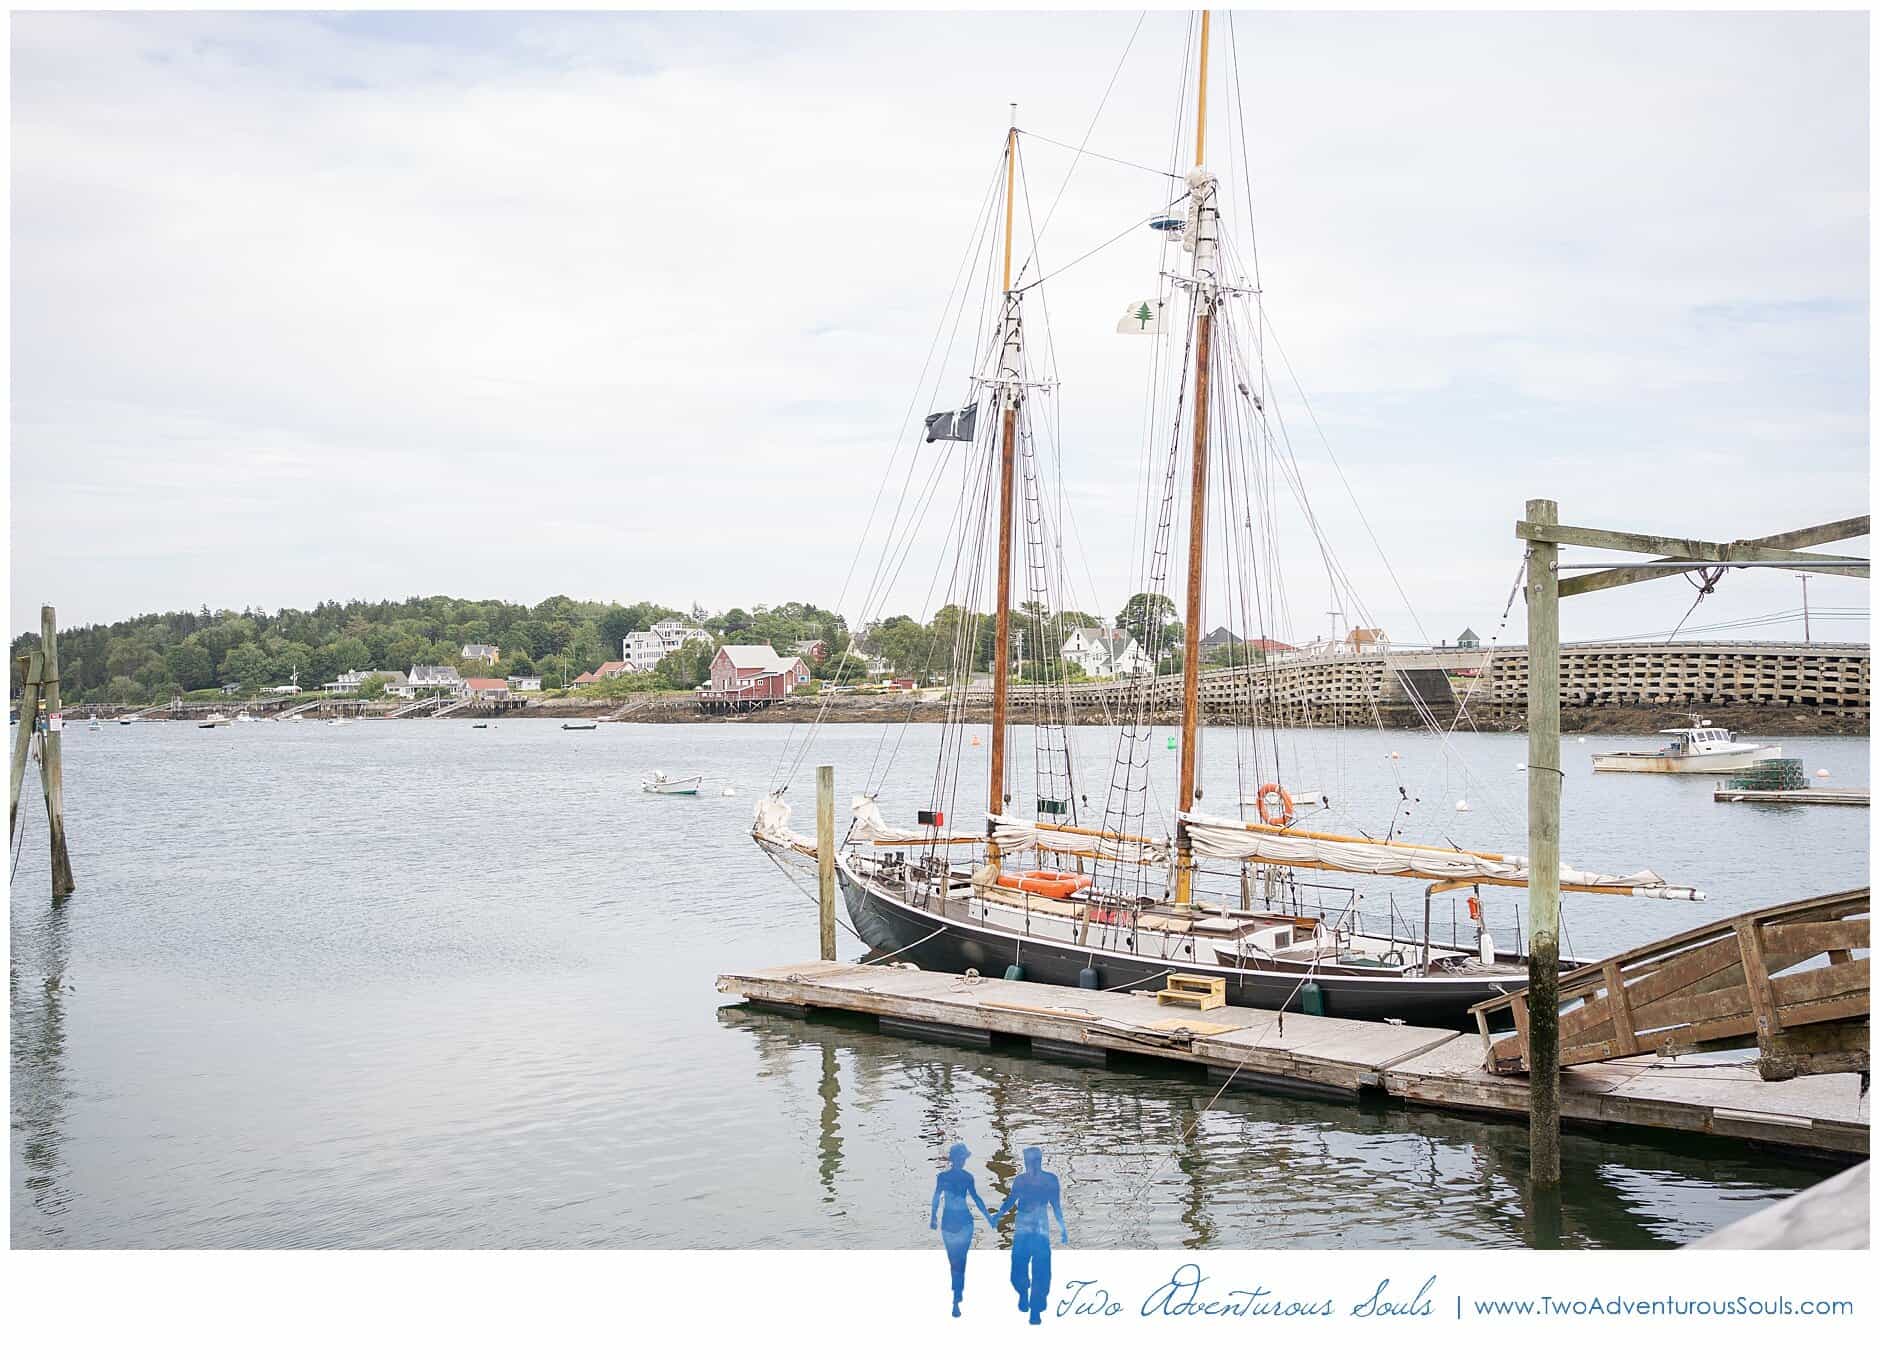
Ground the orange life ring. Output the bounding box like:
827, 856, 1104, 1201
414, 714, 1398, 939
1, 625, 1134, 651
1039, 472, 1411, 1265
1256, 782, 1295, 826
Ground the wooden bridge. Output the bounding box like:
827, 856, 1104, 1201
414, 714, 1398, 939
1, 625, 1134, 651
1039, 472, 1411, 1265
1471, 887, 1870, 1081
1009, 640, 1870, 722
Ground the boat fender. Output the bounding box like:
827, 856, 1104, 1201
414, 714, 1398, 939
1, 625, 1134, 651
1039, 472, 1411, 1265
1003, 964, 1025, 982
1478, 929, 1495, 967
1255, 783, 1295, 826
1077, 966, 1100, 990
1299, 981, 1325, 1016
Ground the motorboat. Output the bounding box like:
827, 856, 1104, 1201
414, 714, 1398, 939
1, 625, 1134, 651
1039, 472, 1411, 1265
199, 713, 232, 729
562, 720, 599, 731
1591, 722, 1778, 773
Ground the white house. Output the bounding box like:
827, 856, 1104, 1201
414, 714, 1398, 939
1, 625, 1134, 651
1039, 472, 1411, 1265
623, 617, 714, 672
1060, 627, 1152, 679
331, 669, 405, 695
507, 675, 543, 692
406, 664, 467, 696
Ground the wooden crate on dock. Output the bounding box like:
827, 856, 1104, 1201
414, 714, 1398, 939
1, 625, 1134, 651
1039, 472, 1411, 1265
1157, 973, 1226, 1011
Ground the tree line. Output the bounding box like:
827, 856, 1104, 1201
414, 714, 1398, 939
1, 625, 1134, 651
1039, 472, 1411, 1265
10, 597, 852, 706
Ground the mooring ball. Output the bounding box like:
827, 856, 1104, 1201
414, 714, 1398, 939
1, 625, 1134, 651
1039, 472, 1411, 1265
1816, 769, 1830, 779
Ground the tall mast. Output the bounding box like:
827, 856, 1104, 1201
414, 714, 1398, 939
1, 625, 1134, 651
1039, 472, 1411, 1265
989, 113, 1021, 841
1175, 11, 1216, 903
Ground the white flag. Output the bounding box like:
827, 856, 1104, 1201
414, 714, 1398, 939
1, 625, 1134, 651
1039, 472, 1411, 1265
1116, 299, 1167, 335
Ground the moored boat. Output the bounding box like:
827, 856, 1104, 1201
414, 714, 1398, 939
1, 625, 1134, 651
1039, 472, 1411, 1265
750, 11, 1706, 1026
644, 770, 703, 795
199, 712, 232, 729
1591, 723, 1778, 773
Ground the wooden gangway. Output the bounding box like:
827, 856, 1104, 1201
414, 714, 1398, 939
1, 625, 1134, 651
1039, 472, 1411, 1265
1470, 888, 1870, 1080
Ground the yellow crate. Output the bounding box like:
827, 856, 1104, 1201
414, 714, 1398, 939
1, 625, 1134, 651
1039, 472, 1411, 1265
1156, 973, 1225, 1011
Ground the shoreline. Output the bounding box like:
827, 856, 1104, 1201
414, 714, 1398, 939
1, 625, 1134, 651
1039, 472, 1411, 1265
503, 700, 1868, 737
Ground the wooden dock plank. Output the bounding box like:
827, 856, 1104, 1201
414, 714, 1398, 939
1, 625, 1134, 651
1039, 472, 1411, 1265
716, 962, 1869, 1154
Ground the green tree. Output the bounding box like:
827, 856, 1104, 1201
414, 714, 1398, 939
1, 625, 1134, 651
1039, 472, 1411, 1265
223, 642, 270, 691
598, 606, 635, 660
866, 615, 931, 678
166, 639, 215, 692
356, 675, 388, 701
1117, 592, 1181, 658
655, 638, 714, 690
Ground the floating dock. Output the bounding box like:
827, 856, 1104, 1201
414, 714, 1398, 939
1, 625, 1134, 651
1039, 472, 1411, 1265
717, 961, 1869, 1156
1714, 787, 1869, 806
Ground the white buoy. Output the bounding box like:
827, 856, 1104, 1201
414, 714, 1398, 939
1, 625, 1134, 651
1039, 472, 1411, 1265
1816, 769, 1830, 779
1577, 736, 1586, 743
1455, 798, 1471, 812
722, 786, 737, 797
1515, 763, 1526, 772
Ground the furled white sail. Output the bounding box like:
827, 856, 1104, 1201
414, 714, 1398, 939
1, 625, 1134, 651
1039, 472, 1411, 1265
752, 795, 816, 854
849, 795, 911, 843
991, 815, 1170, 866
1179, 811, 1705, 900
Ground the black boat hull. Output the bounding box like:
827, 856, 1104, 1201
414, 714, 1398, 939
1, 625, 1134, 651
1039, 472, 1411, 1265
842, 870, 1525, 1029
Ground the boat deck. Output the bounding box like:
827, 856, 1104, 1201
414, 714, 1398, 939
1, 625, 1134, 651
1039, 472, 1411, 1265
717, 961, 1869, 1155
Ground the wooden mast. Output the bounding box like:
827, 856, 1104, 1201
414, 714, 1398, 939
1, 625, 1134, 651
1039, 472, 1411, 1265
988, 115, 1020, 843
1175, 11, 1213, 903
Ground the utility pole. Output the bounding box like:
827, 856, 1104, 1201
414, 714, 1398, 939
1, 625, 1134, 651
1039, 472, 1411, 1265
1800, 574, 1811, 642
1515, 507, 1867, 1193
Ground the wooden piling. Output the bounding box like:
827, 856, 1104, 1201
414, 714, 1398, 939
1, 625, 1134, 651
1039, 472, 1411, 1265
39, 606, 75, 897
1523, 498, 1562, 1187
816, 763, 836, 962
10, 651, 44, 840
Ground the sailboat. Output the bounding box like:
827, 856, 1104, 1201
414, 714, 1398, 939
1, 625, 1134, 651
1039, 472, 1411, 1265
752, 13, 1702, 1026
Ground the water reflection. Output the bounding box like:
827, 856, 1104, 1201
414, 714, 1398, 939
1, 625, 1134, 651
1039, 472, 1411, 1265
719, 1005, 1829, 1250
10, 901, 73, 1243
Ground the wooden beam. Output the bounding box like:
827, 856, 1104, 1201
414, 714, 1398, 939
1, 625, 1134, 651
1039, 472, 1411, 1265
1517, 515, 1868, 559
1562, 561, 1867, 596
9, 652, 44, 841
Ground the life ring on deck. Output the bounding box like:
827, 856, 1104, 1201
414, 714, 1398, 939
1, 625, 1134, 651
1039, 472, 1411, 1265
1255, 782, 1295, 826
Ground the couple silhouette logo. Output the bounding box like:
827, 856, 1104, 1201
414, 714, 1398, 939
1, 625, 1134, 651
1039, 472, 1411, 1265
929, 1143, 1067, 1323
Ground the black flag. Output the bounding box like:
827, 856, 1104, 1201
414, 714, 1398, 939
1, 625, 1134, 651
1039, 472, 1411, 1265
923, 401, 980, 443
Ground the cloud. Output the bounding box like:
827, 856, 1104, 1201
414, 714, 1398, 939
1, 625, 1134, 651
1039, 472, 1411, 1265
9, 10, 1868, 646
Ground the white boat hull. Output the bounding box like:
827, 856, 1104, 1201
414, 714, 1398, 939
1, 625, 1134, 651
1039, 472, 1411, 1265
643, 776, 702, 795
1592, 744, 1779, 773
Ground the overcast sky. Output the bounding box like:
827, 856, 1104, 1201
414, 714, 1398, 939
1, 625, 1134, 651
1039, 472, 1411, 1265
8, 9, 1870, 646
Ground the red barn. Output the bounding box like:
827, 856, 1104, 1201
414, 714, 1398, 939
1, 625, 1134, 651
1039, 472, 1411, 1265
704, 645, 810, 705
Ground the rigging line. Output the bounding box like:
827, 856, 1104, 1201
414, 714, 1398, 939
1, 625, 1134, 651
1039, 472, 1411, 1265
773, 150, 1005, 788
1011, 9, 1150, 288
1259, 302, 1434, 645
1015, 129, 1185, 184
1014, 198, 1188, 297
1665, 567, 1730, 643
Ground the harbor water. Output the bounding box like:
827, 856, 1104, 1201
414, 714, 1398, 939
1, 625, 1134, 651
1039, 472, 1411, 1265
10, 718, 1867, 1248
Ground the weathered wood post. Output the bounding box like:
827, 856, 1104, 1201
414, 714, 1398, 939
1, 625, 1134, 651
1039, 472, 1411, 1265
10, 652, 45, 839
40, 606, 76, 897
816, 763, 837, 962
1523, 499, 1562, 1187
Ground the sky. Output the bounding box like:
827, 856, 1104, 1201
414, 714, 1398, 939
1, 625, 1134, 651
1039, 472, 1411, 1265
7, 8, 1871, 647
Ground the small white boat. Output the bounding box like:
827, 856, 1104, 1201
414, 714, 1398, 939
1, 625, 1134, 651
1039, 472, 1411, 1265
118, 714, 140, 726
643, 770, 703, 795
1592, 722, 1778, 774
236, 712, 258, 723
562, 720, 599, 731
279, 713, 305, 723
327, 717, 352, 727
88, 716, 102, 731
199, 713, 232, 729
